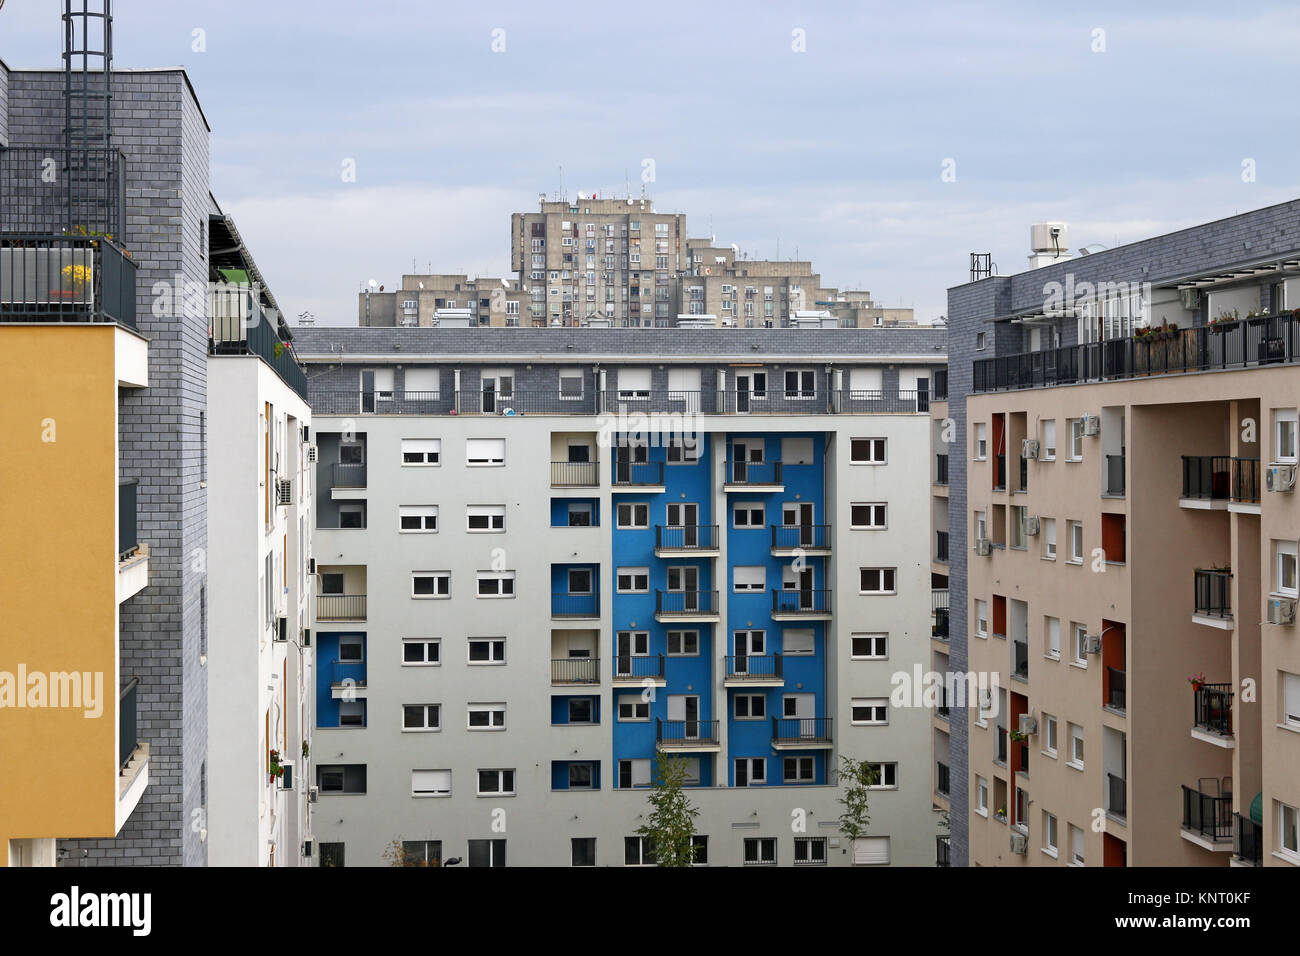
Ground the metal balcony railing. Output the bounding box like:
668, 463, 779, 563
936, 761, 950, 797
935, 453, 949, 485
1234, 813, 1263, 865
655, 524, 719, 550
771, 524, 831, 551
551, 592, 600, 618
655, 589, 718, 616
1107, 773, 1127, 819
933, 608, 950, 640
1012, 641, 1028, 680
316, 594, 366, 621
935, 531, 949, 563
210, 303, 308, 401
119, 678, 139, 771
1182, 455, 1232, 500
1182, 784, 1233, 841
613, 654, 665, 680
1107, 666, 1126, 711
1194, 569, 1232, 618
118, 479, 139, 561
936, 835, 951, 867
771, 717, 832, 745
725, 654, 783, 681
1193, 682, 1233, 736
330, 462, 367, 489
613, 461, 664, 486
551, 460, 600, 487
0, 234, 137, 328
725, 459, 783, 485
551, 658, 600, 684
1018, 455, 1029, 491
656, 718, 720, 746
772, 588, 831, 616
331, 660, 366, 687
1232, 457, 1261, 503
0, 147, 127, 236
994, 453, 1007, 490
1105, 454, 1126, 496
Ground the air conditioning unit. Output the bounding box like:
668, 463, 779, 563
276, 477, 293, 505
1023, 515, 1040, 536
1266, 463, 1297, 492
308, 785, 319, 804
1018, 714, 1038, 735
1022, 438, 1040, 459
1082, 415, 1101, 437
1268, 596, 1297, 625
1085, 635, 1103, 654
306, 445, 318, 463
279, 760, 295, 791
1010, 832, 1029, 854
975, 538, 993, 556
275, 616, 288, 642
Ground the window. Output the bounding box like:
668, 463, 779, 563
783, 369, 815, 399
401, 438, 441, 465
976, 331, 988, 351
399, 505, 438, 533
667, 630, 699, 656
866, 762, 898, 789
793, 837, 827, 864
690, 835, 708, 866
974, 600, 989, 638
1281, 803, 1300, 858
566, 568, 592, 595
466, 438, 506, 466
467, 505, 506, 532
410, 769, 450, 797
618, 759, 651, 788
974, 423, 988, 460
402, 638, 440, 666
734, 566, 766, 592
617, 567, 649, 593
851, 698, 888, 725
1043, 714, 1058, 755
402, 704, 440, 731
338, 701, 365, 727
338, 503, 365, 529
975, 510, 987, 542
566, 502, 593, 527
468, 638, 505, 663
850, 437, 886, 464
616, 502, 649, 529
734, 694, 766, 719
412, 572, 450, 598
735, 758, 766, 787
1276, 540, 1298, 595
1044, 617, 1060, 659
783, 756, 815, 783
743, 838, 777, 865
666, 433, 700, 464
733, 502, 765, 528
617, 368, 652, 400
571, 838, 596, 867
401, 840, 442, 866
1068, 723, 1084, 769
1042, 421, 1057, 460
624, 836, 656, 866
1067, 521, 1083, 563
1010, 505, 1026, 549
1043, 812, 1059, 857
559, 368, 584, 400
1068, 420, 1084, 460
476, 571, 515, 597
404, 368, 439, 398
618, 697, 650, 721
1069, 825, 1085, 865
851, 633, 888, 659
1072, 623, 1089, 665
468, 704, 506, 730
975, 776, 989, 815
850, 502, 887, 529
1042, 518, 1057, 559
783, 629, 814, 655
318, 764, 367, 794
1277, 409, 1298, 462
859, 568, 897, 594
566, 698, 595, 724
467, 839, 506, 868
477, 769, 515, 796
1284, 672, 1300, 728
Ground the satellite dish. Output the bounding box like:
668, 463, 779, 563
501, 278, 509, 288
418, 281, 424, 289
368, 279, 378, 289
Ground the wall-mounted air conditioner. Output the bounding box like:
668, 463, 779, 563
1022, 439, 1040, 459
1010, 832, 1028, 854
1018, 714, 1038, 735
276, 478, 294, 505
1082, 416, 1101, 437
1085, 635, 1103, 654
1268, 596, 1296, 625
1024, 515, 1040, 536
1266, 463, 1296, 492
975, 538, 993, 556
308, 785, 319, 804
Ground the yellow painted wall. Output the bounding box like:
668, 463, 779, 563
0, 326, 118, 857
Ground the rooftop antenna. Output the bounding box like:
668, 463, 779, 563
558, 165, 565, 202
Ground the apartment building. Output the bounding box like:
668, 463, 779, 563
944, 203, 1300, 867
294, 326, 946, 866
360, 273, 530, 328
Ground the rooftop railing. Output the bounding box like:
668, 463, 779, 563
0, 234, 136, 328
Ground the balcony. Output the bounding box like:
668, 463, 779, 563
1106, 666, 1126, 712
551, 460, 600, 488
117, 479, 148, 600
1011, 640, 1028, 681
655, 524, 721, 557
210, 294, 308, 401
330, 462, 367, 489
551, 658, 600, 685
935, 530, 949, 564
117, 677, 149, 817
933, 369, 948, 402
1107, 773, 1127, 821
936, 761, 950, 797
1181, 782, 1233, 850
1231, 457, 1260, 504
936, 835, 952, 867
771, 588, 832, 620
1193, 569, 1232, 626
724, 654, 784, 687
612, 654, 665, 685
330, 660, 368, 698
724, 459, 784, 491
0, 233, 137, 329
1233, 813, 1263, 866
317, 594, 367, 621
1105, 454, 1126, 496
654, 589, 719, 622
552, 592, 600, 620
656, 718, 721, 752
1181, 455, 1231, 504
932, 589, 950, 640
771, 717, 833, 749
770, 524, 831, 556
1192, 682, 1234, 745
119, 678, 140, 771
612, 460, 664, 490
935, 453, 949, 485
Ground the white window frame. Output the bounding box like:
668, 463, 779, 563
1042, 420, 1056, 460
975, 775, 989, 816
782, 628, 814, 656
411, 769, 451, 798
402, 703, 441, 732
1043, 714, 1058, 756
616, 502, 649, 529
733, 566, 766, 593
666, 629, 699, 656
1042, 517, 1057, 559
1280, 803, 1300, 859
401, 438, 441, 466
783, 756, 815, 784
859, 567, 897, 595
866, 762, 898, 789
476, 571, 516, 598
402, 638, 441, 667
974, 423, 988, 461
1072, 623, 1089, 665
732, 502, 765, 529
734, 694, 766, 720
559, 367, 584, 401
1276, 408, 1298, 463
850, 502, 887, 529
398, 505, 438, 534
467, 504, 506, 533
1068, 420, 1084, 460
1044, 617, 1060, 659
1042, 811, 1059, 858
466, 437, 506, 466
792, 836, 827, 865
851, 697, 889, 725
1068, 723, 1084, 770
974, 600, 989, 639
783, 369, 816, 399
467, 637, 506, 664
412, 571, 450, 599
850, 437, 887, 465
616, 566, 650, 593
735, 758, 767, 787
476, 768, 515, 796
850, 632, 888, 660
617, 696, 651, 722
1276, 540, 1298, 596
467, 703, 507, 731
1068, 521, 1083, 563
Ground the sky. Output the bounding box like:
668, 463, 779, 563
2, 0, 1298, 325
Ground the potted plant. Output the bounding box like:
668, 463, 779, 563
1009, 729, 1029, 743
301, 740, 310, 759
994, 806, 1007, 822
269, 748, 285, 782
1188, 671, 1206, 692
55, 262, 92, 301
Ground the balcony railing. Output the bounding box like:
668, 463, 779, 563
725, 459, 783, 485
936, 835, 951, 867
552, 592, 600, 618
210, 305, 307, 401
655, 524, 720, 551
614, 654, 665, 680
118, 479, 140, 561
772, 588, 831, 616
935, 453, 949, 485
1182, 784, 1233, 841
330, 462, 367, 489
551, 657, 600, 684
1193, 569, 1232, 619
933, 608, 950, 640
1182, 455, 1232, 500
331, 660, 367, 687
656, 718, 720, 747
1234, 813, 1263, 866
1232, 458, 1261, 503
1018, 455, 1028, 491
994, 453, 1006, 490
613, 460, 664, 486
655, 589, 718, 616
316, 594, 367, 621
551, 460, 599, 487
935, 530, 949, 563
771, 524, 831, 551
119, 678, 139, 771
725, 654, 783, 681
1012, 640, 1028, 680
936, 761, 950, 797
1105, 454, 1126, 496
0, 234, 137, 328
0, 147, 127, 236
972, 312, 1300, 393
771, 717, 832, 745
1107, 666, 1126, 711
1193, 682, 1233, 737
1107, 773, 1127, 819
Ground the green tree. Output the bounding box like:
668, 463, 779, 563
837, 756, 881, 843
636, 747, 700, 866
